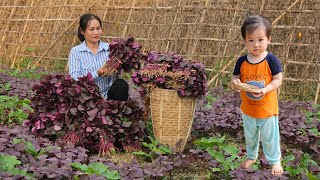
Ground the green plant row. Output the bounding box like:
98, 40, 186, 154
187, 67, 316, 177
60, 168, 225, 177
0, 95, 33, 125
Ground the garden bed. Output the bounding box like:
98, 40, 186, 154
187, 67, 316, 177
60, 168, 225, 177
0, 68, 319, 179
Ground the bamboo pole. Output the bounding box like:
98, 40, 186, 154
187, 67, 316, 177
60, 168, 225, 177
14, 5, 308, 13
32, 2, 97, 68
0, 5, 95, 8
279, 0, 304, 97
1, 18, 76, 22
284, 77, 319, 83
65, 0, 94, 71
0, 1, 6, 18
205, 68, 319, 83
32, 1, 52, 69
285, 60, 320, 67
5, 19, 317, 30
215, 0, 240, 86
259, 0, 266, 13
315, 75, 320, 104
272, 0, 302, 25
102, 0, 112, 43
19, 54, 68, 60
121, 0, 136, 38
0, 31, 316, 47
100, 35, 316, 47
190, 0, 210, 55
44, 0, 68, 70
0, 0, 18, 61
1, 17, 317, 31
165, 0, 183, 52
65, 0, 80, 72
314, 19, 320, 104
0, 0, 7, 63
207, 0, 302, 86
142, 0, 159, 52
102, 0, 111, 21
11, 0, 35, 68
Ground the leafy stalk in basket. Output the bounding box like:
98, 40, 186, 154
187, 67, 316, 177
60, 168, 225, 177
132, 51, 207, 98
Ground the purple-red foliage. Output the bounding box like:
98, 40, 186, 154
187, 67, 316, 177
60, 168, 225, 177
0, 71, 37, 99
26, 73, 147, 154
132, 51, 207, 98
0, 125, 87, 179
105, 37, 143, 74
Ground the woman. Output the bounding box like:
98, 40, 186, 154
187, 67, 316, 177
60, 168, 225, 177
68, 13, 113, 98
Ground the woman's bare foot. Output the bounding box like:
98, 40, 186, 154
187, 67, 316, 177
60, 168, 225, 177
271, 164, 283, 176
240, 159, 256, 169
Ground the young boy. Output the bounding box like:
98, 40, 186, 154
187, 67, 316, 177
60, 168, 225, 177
232, 14, 283, 176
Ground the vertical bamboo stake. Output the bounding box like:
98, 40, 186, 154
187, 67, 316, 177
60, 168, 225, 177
0, 0, 18, 62
65, 0, 85, 72
190, 0, 209, 54
142, 0, 159, 52
215, 0, 240, 87
31, 1, 53, 69
165, 0, 183, 52
278, 0, 304, 97
315, 75, 320, 104
102, 0, 112, 21
65, 35, 80, 72
44, 0, 68, 70
314, 27, 320, 104
102, 0, 112, 42
11, 0, 35, 68
33, 2, 52, 45
0, 1, 5, 15
121, 0, 136, 38
259, 0, 266, 13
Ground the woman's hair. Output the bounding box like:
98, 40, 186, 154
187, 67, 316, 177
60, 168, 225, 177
77, 14, 102, 42
241, 14, 272, 40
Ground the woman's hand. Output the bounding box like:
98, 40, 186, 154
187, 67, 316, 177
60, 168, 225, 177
97, 68, 105, 76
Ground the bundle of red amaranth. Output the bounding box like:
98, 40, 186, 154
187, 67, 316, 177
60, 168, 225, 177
101, 37, 143, 76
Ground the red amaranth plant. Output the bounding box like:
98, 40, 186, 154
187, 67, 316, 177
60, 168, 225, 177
132, 51, 207, 98
102, 37, 144, 76
27, 73, 147, 155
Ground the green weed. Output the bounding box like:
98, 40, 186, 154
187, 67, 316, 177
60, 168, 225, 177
0, 95, 33, 125
71, 162, 121, 180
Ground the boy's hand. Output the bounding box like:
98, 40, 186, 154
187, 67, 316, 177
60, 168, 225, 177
260, 87, 268, 95
232, 79, 241, 91
233, 79, 241, 85
251, 87, 268, 97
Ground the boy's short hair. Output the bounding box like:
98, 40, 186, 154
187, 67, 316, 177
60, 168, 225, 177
107, 79, 129, 101
241, 14, 272, 40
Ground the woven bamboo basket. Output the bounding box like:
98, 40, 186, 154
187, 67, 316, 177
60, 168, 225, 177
150, 88, 196, 152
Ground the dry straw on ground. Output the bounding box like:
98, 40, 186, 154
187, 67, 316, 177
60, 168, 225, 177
0, 0, 319, 103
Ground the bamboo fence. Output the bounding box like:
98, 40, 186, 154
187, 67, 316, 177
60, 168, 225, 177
0, 0, 319, 103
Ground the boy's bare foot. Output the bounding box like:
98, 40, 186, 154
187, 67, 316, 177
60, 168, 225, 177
240, 159, 256, 169
271, 164, 283, 176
